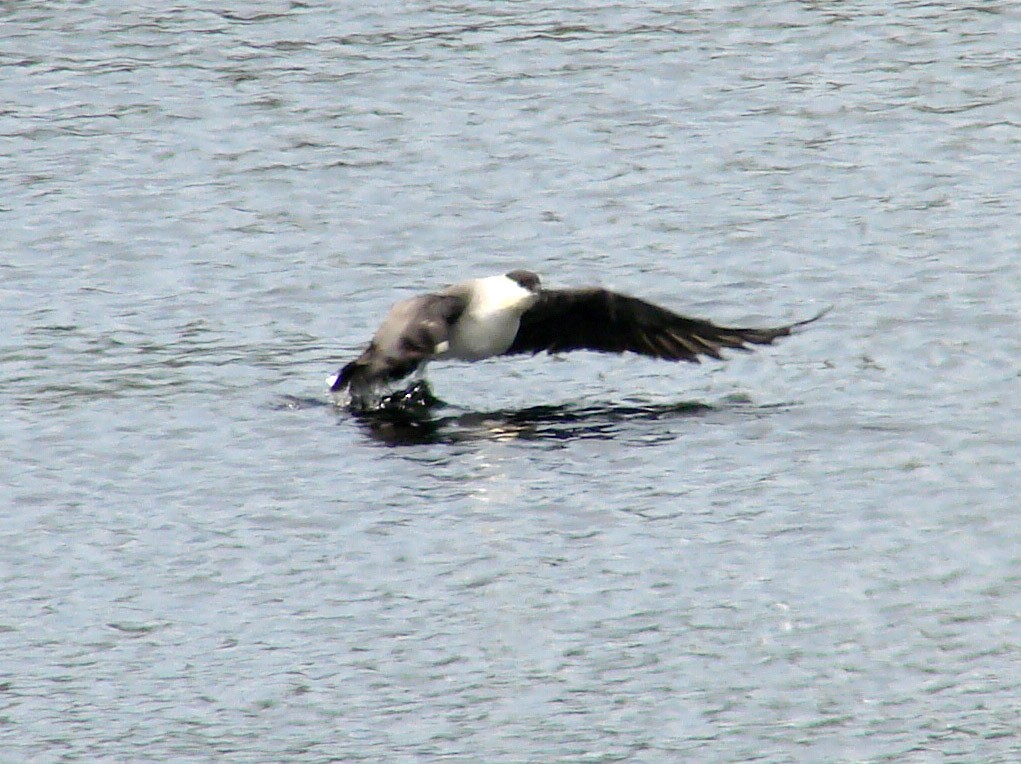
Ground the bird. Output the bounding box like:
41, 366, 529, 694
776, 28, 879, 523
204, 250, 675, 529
330, 270, 825, 408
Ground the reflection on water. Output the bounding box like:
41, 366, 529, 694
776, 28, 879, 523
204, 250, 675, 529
281, 391, 721, 446
358, 399, 719, 446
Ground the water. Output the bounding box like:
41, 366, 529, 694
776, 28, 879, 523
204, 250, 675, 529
4, 1, 1021, 761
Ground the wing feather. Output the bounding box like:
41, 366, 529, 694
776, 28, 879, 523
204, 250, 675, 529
504, 288, 825, 362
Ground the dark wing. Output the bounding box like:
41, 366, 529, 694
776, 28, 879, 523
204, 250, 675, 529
331, 293, 466, 392
504, 288, 826, 362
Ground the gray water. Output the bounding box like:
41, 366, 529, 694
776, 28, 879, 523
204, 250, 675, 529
4, 1, 1021, 761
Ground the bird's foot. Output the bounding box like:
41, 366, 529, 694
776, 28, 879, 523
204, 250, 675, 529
377, 379, 443, 413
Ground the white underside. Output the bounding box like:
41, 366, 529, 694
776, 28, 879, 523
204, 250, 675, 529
437, 275, 538, 361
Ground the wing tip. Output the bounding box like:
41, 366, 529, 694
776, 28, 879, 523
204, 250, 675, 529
762, 304, 833, 339
793, 305, 833, 329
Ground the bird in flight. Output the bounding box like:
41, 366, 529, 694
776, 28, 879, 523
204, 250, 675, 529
330, 270, 825, 409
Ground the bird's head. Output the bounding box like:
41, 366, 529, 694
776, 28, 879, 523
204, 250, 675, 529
505, 270, 541, 294
504, 269, 542, 311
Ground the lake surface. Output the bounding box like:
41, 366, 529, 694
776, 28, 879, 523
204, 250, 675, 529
4, 1, 1021, 761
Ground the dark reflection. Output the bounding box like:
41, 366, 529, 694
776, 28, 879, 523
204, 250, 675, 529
278, 382, 743, 446
321, 381, 714, 446
353, 399, 715, 447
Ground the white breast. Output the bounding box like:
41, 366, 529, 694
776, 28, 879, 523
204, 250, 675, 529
443, 276, 537, 361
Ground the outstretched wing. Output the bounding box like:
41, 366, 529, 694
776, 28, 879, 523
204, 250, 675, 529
504, 288, 825, 362
331, 293, 467, 392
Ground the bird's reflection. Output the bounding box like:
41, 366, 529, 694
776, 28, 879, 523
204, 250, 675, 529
332, 381, 715, 446
277, 382, 761, 446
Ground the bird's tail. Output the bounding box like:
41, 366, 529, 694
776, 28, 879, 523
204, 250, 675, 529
329, 339, 381, 395
329, 344, 423, 409
329, 359, 361, 393
329, 356, 381, 410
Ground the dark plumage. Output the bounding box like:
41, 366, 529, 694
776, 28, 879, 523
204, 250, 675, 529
506, 288, 825, 361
